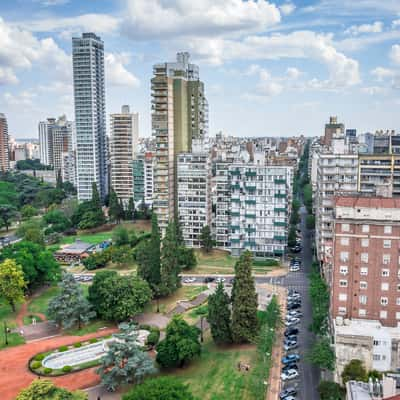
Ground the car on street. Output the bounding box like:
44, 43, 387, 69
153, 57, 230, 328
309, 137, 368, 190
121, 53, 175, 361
282, 363, 299, 372
215, 277, 226, 283
284, 342, 298, 351
284, 335, 297, 343
282, 354, 300, 364
284, 328, 299, 337
281, 369, 299, 381
281, 396, 296, 400
279, 387, 297, 399
204, 277, 215, 283
287, 310, 303, 318
290, 245, 302, 253
183, 277, 196, 283
287, 303, 301, 311
285, 318, 300, 327
289, 266, 300, 272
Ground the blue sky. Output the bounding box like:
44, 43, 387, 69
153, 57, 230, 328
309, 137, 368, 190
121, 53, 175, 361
1, 0, 400, 138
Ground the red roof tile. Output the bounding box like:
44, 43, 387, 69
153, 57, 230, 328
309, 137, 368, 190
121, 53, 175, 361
334, 196, 400, 209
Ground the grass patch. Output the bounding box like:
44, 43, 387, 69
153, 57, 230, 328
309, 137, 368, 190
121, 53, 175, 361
28, 286, 60, 317
23, 314, 44, 325
64, 320, 111, 336
144, 285, 207, 314
0, 299, 25, 350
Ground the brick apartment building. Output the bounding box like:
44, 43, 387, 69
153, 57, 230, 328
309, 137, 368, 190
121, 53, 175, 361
332, 196, 400, 326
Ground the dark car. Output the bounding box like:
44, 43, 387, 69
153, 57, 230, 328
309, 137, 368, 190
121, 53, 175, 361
284, 335, 298, 343
279, 387, 297, 399
204, 277, 215, 283
284, 328, 299, 337
282, 363, 299, 372
291, 245, 302, 253
282, 354, 300, 364
287, 303, 301, 310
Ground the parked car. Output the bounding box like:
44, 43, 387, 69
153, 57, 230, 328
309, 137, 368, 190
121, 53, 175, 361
282, 363, 299, 372
284, 328, 299, 337
282, 396, 296, 400
285, 318, 300, 327
284, 335, 298, 343
287, 310, 303, 318
284, 342, 298, 351
279, 387, 297, 399
289, 266, 300, 272
183, 277, 196, 283
282, 354, 300, 364
215, 277, 226, 283
281, 369, 299, 381
204, 277, 215, 283
287, 303, 301, 311
290, 245, 302, 253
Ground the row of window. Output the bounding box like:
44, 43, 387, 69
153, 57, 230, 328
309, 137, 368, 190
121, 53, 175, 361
339, 292, 400, 304
340, 237, 393, 248
340, 252, 396, 264
339, 279, 400, 291
339, 266, 400, 276
337, 307, 400, 320
341, 223, 393, 234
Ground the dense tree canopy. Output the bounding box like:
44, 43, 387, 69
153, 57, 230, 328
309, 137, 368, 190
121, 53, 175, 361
200, 225, 214, 253
1, 241, 60, 289
307, 338, 335, 371
0, 259, 26, 311
122, 377, 196, 400
88, 271, 151, 322
342, 359, 367, 384
16, 379, 86, 400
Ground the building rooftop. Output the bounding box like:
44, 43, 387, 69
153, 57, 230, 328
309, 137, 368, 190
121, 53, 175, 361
57, 240, 93, 254
335, 196, 400, 209
347, 381, 374, 400
334, 319, 400, 339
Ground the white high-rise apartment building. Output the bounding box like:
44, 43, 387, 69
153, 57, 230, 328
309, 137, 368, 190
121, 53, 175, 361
0, 113, 10, 172
110, 105, 138, 204
177, 152, 211, 247
72, 32, 108, 201
38, 118, 55, 166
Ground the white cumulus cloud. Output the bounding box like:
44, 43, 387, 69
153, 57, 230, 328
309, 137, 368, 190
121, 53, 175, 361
121, 0, 281, 39
105, 53, 140, 88
344, 21, 383, 36
390, 44, 400, 65
279, 2, 296, 16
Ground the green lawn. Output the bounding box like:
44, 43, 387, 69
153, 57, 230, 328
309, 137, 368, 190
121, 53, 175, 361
64, 320, 113, 336
172, 340, 261, 400
193, 250, 281, 275
0, 299, 25, 350
28, 286, 60, 317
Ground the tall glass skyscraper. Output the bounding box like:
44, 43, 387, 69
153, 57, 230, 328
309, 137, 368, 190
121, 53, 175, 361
72, 33, 108, 201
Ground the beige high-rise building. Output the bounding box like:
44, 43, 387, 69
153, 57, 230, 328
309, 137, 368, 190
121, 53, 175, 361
151, 52, 208, 233
0, 113, 10, 172
110, 105, 138, 204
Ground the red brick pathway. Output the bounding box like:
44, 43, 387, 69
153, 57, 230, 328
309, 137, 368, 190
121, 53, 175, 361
0, 328, 117, 400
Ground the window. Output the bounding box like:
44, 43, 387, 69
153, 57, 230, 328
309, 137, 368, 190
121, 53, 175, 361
360, 267, 368, 276
361, 253, 369, 263
340, 252, 349, 262
373, 354, 381, 361
339, 280, 348, 287
383, 254, 391, 264
384, 226, 392, 234
380, 297, 388, 306
396, 312, 400, 320
360, 281, 368, 289
338, 306, 347, 315
397, 283, 400, 292
359, 295, 367, 304
340, 266, 348, 275
384, 240, 392, 249
359, 309, 366, 317
342, 224, 350, 232
339, 293, 347, 301
362, 224, 370, 233
397, 298, 400, 306
380, 310, 388, 319
382, 269, 390, 277
341, 237, 349, 246
361, 238, 369, 247
381, 282, 389, 291
373, 340, 380, 346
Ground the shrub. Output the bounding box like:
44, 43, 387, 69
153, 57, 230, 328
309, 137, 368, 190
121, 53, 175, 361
31, 361, 42, 369
73, 342, 82, 348
146, 329, 160, 347
89, 338, 98, 343
58, 345, 68, 352
139, 324, 151, 331
253, 259, 279, 267
62, 365, 72, 373
43, 368, 53, 374
34, 354, 45, 361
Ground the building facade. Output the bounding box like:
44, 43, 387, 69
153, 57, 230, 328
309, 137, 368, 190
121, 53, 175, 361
72, 32, 108, 201
0, 113, 10, 172
151, 52, 208, 233
110, 105, 138, 204
133, 152, 155, 207
177, 152, 211, 247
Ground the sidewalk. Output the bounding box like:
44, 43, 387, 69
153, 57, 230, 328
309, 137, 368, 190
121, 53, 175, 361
266, 285, 287, 400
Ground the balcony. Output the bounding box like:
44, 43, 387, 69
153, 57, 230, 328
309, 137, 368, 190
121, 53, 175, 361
245, 213, 256, 219
245, 171, 257, 177
274, 221, 287, 227
231, 184, 240, 190
231, 198, 240, 203
274, 179, 286, 184
245, 199, 256, 205
274, 193, 287, 199
246, 227, 256, 233
274, 235, 286, 241
244, 241, 257, 247
274, 207, 287, 213
231, 211, 240, 217
230, 169, 241, 176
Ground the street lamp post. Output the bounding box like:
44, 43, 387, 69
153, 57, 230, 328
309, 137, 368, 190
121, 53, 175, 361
4, 321, 8, 346
200, 316, 204, 343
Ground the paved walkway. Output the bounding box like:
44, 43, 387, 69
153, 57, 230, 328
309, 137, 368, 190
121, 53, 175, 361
0, 328, 117, 400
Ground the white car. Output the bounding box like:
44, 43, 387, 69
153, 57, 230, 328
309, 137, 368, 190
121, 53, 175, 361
281, 369, 299, 381
183, 277, 196, 283
289, 266, 300, 272
285, 318, 300, 327
215, 277, 226, 283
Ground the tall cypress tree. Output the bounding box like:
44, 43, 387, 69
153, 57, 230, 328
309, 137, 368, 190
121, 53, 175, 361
92, 182, 102, 208
208, 282, 232, 344
160, 221, 181, 296
231, 251, 258, 343
127, 197, 135, 221
108, 187, 119, 222
56, 169, 63, 189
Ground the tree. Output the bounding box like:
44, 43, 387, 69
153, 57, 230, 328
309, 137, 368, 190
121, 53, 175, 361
306, 214, 315, 230
200, 225, 214, 253
1, 241, 60, 289
88, 272, 151, 322
48, 272, 95, 329
307, 338, 335, 371
160, 221, 181, 296
208, 282, 232, 344
122, 377, 196, 400
309, 271, 329, 335
0, 259, 26, 312
91, 182, 102, 208
108, 187, 120, 223
16, 379, 86, 400
0, 204, 16, 231
97, 322, 156, 392
20, 205, 37, 220
341, 359, 367, 384
288, 225, 297, 248
318, 381, 343, 400
231, 251, 258, 343
127, 197, 135, 220
113, 226, 129, 246
179, 247, 197, 269
156, 315, 201, 368
43, 209, 71, 234
56, 169, 63, 189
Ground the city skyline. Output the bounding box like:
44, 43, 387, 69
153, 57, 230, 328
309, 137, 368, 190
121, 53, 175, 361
0, 0, 400, 138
